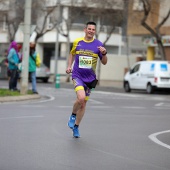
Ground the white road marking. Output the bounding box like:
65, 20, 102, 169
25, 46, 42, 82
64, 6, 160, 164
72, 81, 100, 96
88, 106, 113, 109
149, 130, 170, 149
155, 107, 170, 110
0, 115, 44, 120
33, 95, 55, 103
88, 99, 104, 104
121, 106, 145, 109
155, 102, 164, 106
54, 106, 112, 108
57, 106, 73, 108
91, 147, 165, 169
94, 91, 140, 97
21, 105, 46, 107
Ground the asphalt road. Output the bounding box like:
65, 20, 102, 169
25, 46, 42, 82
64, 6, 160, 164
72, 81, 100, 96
0, 80, 170, 170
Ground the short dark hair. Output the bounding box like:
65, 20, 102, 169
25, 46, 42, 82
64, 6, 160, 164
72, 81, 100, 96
86, 21, 96, 27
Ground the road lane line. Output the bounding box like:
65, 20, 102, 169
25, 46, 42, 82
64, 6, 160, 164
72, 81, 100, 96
88, 99, 104, 104
0, 115, 44, 120
90, 147, 166, 169
154, 107, 170, 110
94, 91, 141, 97
149, 130, 170, 149
155, 102, 164, 106
121, 106, 145, 109
34, 95, 55, 103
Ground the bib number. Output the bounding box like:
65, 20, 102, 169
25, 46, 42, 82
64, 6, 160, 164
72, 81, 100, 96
79, 56, 92, 69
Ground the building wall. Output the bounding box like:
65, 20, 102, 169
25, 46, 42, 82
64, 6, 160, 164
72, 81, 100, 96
49, 54, 138, 84
160, 26, 170, 35
158, 0, 170, 34
100, 54, 137, 81
127, 0, 170, 36
165, 47, 170, 61
0, 0, 156, 85
127, 0, 170, 61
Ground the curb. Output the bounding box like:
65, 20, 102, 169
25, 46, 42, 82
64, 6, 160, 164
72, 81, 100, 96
0, 94, 41, 103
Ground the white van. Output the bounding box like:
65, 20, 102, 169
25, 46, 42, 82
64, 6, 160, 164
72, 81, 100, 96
124, 61, 170, 93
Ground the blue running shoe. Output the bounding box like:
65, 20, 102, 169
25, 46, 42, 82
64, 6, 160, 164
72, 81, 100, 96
73, 126, 80, 138
68, 115, 76, 129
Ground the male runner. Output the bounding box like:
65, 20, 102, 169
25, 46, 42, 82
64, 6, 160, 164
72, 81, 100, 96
66, 21, 108, 138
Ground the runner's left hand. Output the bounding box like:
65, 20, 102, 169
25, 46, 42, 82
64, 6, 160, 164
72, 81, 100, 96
98, 46, 107, 55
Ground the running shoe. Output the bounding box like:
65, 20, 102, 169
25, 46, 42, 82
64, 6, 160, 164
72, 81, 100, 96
73, 126, 80, 138
68, 115, 76, 129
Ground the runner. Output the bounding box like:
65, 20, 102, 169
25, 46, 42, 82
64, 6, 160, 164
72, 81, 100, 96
66, 21, 108, 138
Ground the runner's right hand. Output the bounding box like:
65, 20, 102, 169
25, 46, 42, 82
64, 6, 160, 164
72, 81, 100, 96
66, 67, 72, 74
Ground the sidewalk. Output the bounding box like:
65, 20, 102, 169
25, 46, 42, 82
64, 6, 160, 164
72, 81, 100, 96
0, 94, 41, 103
0, 79, 41, 103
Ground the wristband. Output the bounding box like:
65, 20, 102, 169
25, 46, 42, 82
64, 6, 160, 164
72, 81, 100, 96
102, 52, 107, 55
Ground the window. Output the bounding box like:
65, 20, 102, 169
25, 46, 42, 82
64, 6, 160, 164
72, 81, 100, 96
1, 15, 7, 31
130, 64, 140, 74
133, 0, 143, 11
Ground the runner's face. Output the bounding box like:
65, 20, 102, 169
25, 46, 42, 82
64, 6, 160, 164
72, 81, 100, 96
84, 24, 96, 40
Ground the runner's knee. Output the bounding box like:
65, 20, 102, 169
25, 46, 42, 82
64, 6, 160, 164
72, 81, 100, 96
78, 96, 86, 105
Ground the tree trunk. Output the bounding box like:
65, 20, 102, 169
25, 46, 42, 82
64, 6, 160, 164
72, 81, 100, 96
157, 39, 166, 60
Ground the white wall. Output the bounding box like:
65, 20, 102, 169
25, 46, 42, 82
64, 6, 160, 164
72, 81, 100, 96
49, 54, 138, 84
100, 54, 137, 81
0, 33, 8, 43
50, 59, 67, 75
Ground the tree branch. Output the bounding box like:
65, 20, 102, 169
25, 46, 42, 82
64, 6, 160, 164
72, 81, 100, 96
156, 9, 170, 31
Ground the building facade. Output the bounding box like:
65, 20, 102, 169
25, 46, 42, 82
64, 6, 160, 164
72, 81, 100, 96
127, 0, 170, 61
1, 0, 169, 86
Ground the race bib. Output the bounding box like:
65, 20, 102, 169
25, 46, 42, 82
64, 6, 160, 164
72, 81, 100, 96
79, 56, 92, 69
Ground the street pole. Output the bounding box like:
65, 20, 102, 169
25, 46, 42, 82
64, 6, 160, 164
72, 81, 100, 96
122, 0, 130, 69
20, 0, 32, 94
54, 0, 61, 88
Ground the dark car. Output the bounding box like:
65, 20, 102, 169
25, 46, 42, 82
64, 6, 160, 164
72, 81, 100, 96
0, 57, 8, 79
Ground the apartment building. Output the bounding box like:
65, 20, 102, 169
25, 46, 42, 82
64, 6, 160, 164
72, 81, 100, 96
127, 0, 170, 61
1, 0, 169, 85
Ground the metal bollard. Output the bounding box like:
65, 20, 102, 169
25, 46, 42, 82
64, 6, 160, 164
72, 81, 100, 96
55, 74, 60, 88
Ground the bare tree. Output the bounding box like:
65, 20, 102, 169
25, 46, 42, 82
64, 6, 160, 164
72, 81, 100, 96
128, 0, 170, 60
140, 0, 170, 60
1, 0, 61, 43
0, 0, 7, 25
32, 0, 60, 43
5, 0, 24, 42
0, 0, 6, 9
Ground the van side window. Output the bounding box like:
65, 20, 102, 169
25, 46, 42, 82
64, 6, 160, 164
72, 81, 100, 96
130, 64, 140, 74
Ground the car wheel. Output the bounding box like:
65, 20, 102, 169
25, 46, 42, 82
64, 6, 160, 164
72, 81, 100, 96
146, 83, 154, 94
124, 82, 131, 92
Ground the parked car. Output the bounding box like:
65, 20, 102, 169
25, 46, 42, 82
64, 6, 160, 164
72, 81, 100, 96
0, 57, 8, 79
124, 60, 170, 93
36, 63, 51, 83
